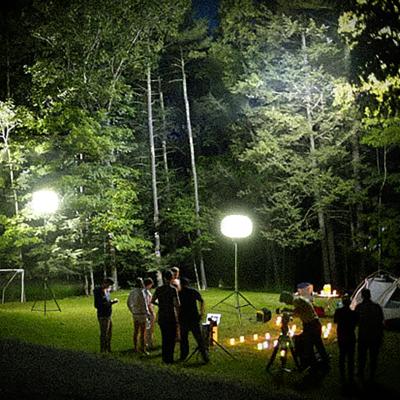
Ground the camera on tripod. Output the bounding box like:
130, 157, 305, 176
275, 308, 294, 335
201, 314, 220, 348
266, 308, 299, 372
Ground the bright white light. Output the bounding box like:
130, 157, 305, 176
31, 189, 60, 215
220, 215, 253, 239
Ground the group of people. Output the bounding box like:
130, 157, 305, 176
93, 267, 209, 365
94, 275, 385, 382
280, 287, 385, 386
334, 288, 384, 385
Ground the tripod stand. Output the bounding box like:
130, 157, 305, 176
186, 321, 236, 361
266, 312, 299, 372
31, 277, 62, 316
212, 241, 256, 320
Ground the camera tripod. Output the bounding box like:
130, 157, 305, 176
31, 277, 62, 316
266, 313, 299, 372
187, 322, 236, 361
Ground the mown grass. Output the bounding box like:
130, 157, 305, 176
1, 288, 399, 399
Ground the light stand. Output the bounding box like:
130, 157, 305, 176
30, 189, 62, 316
212, 215, 256, 320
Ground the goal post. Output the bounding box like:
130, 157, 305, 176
0, 269, 25, 303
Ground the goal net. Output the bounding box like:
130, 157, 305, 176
0, 269, 25, 303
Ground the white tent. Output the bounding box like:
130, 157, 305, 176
351, 271, 400, 321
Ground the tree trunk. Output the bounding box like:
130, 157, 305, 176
4, 140, 19, 216
350, 127, 366, 280
84, 272, 89, 296
327, 218, 337, 285
147, 65, 163, 286
89, 265, 95, 295
377, 146, 388, 272
180, 49, 207, 289
302, 31, 330, 283
158, 76, 171, 200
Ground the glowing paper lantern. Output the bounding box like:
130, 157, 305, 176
239, 336, 245, 343
229, 338, 235, 345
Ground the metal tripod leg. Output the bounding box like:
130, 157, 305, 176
31, 278, 62, 315
211, 291, 236, 309
211, 338, 236, 360
266, 345, 279, 371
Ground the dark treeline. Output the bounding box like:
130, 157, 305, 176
0, 0, 399, 293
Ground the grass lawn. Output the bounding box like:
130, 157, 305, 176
1, 288, 400, 399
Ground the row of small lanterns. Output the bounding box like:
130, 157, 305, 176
228, 321, 332, 350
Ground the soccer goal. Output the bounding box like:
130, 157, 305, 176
0, 269, 25, 303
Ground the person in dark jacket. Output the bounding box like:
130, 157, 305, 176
355, 288, 384, 381
151, 270, 180, 364
179, 277, 209, 363
94, 277, 118, 353
334, 294, 358, 384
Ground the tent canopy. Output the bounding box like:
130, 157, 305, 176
351, 271, 400, 321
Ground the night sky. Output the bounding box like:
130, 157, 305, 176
192, 0, 219, 29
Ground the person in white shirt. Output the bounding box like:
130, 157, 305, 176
127, 277, 149, 354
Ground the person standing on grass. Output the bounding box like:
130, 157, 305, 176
127, 277, 149, 354
355, 288, 384, 382
152, 270, 180, 364
334, 294, 358, 385
143, 277, 155, 350
280, 291, 330, 371
179, 277, 209, 363
94, 277, 118, 353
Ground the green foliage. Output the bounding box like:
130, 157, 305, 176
218, 10, 353, 249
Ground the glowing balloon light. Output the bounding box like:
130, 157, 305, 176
31, 190, 60, 215
221, 215, 253, 239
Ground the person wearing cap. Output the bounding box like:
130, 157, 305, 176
280, 291, 330, 370
178, 277, 209, 363
94, 277, 119, 353
334, 294, 358, 385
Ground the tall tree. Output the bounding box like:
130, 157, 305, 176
217, 2, 355, 285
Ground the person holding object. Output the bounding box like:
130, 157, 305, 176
280, 291, 330, 371
152, 270, 180, 364
179, 277, 209, 364
334, 294, 358, 385
94, 277, 118, 353
355, 288, 384, 382
127, 277, 149, 354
